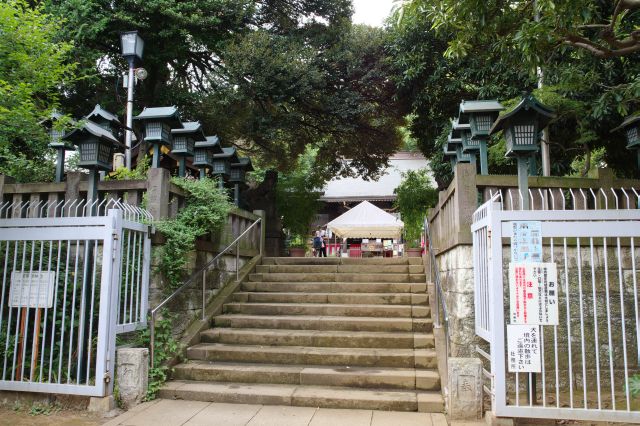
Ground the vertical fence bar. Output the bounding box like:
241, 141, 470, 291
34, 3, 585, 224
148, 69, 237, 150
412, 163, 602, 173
48, 241, 63, 383
603, 237, 616, 409
576, 238, 587, 408
616, 238, 630, 410
39, 240, 54, 382
563, 238, 574, 408
86, 240, 99, 384
67, 240, 81, 383
632, 238, 640, 368
589, 237, 602, 409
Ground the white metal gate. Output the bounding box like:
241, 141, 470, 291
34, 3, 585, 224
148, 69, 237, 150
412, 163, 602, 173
472, 190, 640, 423
0, 199, 151, 397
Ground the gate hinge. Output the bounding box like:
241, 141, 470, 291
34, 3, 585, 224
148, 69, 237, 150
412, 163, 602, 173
103, 373, 111, 383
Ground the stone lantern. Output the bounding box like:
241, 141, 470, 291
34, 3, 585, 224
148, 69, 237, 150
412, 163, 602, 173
42, 110, 75, 183
490, 93, 555, 209
451, 118, 475, 165
230, 157, 254, 206
171, 121, 205, 177
459, 100, 504, 175
212, 147, 239, 190
612, 115, 640, 170
134, 106, 183, 168
193, 136, 223, 179
63, 120, 125, 202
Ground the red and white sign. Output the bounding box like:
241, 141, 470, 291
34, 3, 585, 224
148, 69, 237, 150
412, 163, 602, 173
509, 262, 558, 325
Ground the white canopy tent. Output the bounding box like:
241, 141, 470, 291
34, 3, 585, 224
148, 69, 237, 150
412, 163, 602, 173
326, 201, 404, 239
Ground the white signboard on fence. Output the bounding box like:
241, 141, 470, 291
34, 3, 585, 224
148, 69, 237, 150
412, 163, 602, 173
9, 271, 56, 308
509, 262, 558, 325
507, 324, 541, 373
511, 221, 542, 262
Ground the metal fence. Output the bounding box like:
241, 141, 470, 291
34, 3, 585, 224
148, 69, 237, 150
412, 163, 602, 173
0, 199, 151, 397
472, 188, 640, 423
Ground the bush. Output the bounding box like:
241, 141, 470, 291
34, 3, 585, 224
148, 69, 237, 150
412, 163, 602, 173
394, 168, 438, 248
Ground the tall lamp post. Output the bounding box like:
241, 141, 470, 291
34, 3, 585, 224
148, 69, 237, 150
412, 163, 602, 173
490, 94, 555, 210
120, 31, 144, 170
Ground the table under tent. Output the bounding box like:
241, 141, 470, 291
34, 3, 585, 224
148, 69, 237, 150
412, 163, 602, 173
325, 200, 405, 257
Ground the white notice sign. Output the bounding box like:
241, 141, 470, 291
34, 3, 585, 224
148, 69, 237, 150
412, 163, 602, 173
507, 324, 541, 373
9, 271, 56, 308
509, 262, 558, 325
511, 221, 542, 263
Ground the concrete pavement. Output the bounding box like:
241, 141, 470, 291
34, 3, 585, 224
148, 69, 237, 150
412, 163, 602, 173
102, 399, 449, 426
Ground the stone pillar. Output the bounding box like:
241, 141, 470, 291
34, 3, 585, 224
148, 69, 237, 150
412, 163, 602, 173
116, 348, 149, 409
596, 167, 615, 209
0, 174, 14, 202
253, 210, 266, 256
448, 357, 483, 421
65, 172, 84, 216
454, 162, 477, 245
146, 168, 170, 220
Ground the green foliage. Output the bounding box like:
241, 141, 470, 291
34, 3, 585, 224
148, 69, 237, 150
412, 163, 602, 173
276, 147, 325, 238
394, 168, 438, 248
45, 0, 403, 178
106, 156, 151, 181
630, 374, 640, 398
0, 0, 76, 182
135, 312, 181, 401
388, 0, 640, 182
28, 402, 60, 416
155, 177, 232, 289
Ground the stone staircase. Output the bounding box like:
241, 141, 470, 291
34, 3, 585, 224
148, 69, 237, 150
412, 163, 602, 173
159, 257, 444, 412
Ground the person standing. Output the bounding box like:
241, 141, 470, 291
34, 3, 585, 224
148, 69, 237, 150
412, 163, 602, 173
313, 231, 325, 257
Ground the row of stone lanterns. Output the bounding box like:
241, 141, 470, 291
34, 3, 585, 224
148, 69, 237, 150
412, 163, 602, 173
43, 103, 254, 207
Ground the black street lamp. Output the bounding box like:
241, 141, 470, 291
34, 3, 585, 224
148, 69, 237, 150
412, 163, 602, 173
230, 157, 254, 206
459, 100, 504, 175
172, 121, 206, 177
120, 31, 144, 170
490, 93, 555, 209
193, 136, 223, 179
134, 106, 183, 168
612, 115, 640, 170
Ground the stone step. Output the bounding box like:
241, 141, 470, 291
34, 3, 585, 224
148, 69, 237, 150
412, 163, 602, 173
223, 302, 428, 318
262, 257, 424, 265
158, 381, 443, 412
255, 265, 424, 274
172, 361, 440, 391
249, 273, 426, 283
213, 314, 433, 333
232, 292, 428, 306
242, 281, 427, 294
186, 343, 436, 369
200, 328, 435, 349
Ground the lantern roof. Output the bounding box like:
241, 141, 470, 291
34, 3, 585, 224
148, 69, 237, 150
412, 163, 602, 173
134, 106, 183, 128
232, 157, 254, 172
63, 120, 126, 149
612, 115, 640, 132
214, 147, 239, 163
172, 121, 206, 141
458, 100, 504, 124
85, 104, 122, 127
489, 94, 554, 135
196, 135, 224, 153
40, 109, 67, 127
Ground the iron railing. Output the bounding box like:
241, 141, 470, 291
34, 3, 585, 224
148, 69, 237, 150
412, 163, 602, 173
424, 217, 450, 368
149, 217, 262, 366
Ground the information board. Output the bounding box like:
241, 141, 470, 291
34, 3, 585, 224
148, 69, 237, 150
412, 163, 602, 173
509, 262, 558, 325
511, 221, 542, 263
507, 324, 542, 373
9, 271, 56, 308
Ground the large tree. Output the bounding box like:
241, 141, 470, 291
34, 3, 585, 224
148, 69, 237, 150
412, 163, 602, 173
45, 0, 405, 178
389, 0, 640, 186
0, 0, 76, 182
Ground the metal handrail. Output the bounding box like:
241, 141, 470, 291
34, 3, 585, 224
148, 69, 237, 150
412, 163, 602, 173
149, 217, 262, 366
424, 217, 450, 362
